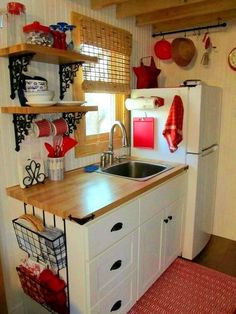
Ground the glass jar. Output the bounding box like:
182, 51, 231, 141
7, 2, 26, 46
23, 21, 53, 47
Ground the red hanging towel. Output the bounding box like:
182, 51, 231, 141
162, 95, 184, 153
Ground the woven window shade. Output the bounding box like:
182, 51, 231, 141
75, 14, 132, 94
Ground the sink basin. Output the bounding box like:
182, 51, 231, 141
97, 160, 173, 181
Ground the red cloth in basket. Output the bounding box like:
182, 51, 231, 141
162, 95, 184, 152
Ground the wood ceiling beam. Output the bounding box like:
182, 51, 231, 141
91, 0, 127, 10
136, 0, 236, 26
116, 0, 205, 19
152, 9, 236, 33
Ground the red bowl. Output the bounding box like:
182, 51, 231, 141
154, 39, 172, 60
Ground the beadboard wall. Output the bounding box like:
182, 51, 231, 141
0, 1, 152, 313
154, 22, 236, 242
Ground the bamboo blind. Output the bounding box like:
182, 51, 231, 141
74, 14, 132, 94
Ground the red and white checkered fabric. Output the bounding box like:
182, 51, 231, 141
163, 95, 184, 153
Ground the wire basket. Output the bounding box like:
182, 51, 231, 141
16, 267, 68, 314
13, 219, 66, 270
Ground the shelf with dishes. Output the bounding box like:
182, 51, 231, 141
0, 105, 98, 151
0, 43, 98, 100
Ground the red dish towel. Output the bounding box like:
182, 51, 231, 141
162, 95, 184, 153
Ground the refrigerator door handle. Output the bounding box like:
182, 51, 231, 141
201, 145, 218, 157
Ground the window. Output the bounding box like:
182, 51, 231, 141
74, 93, 129, 157
85, 93, 116, 136
71, 12, 131, 157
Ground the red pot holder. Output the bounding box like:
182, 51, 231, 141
133, 56, 161, 89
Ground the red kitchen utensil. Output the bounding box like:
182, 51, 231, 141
133, 117, 155, 149
44, 142, 55, 157
61, 136, 78, 156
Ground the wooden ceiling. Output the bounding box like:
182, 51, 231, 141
91, 0, 236, 34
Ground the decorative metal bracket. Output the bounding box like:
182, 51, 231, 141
8, 53, 35, 99
23, 160, 46, 187
62, 112, 86, 134
59, 62, 83, 100
13, 114, 37, 152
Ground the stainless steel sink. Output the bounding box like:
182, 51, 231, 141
97, 160, 173, 181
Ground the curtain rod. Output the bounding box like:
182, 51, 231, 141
152, 22, 227, 37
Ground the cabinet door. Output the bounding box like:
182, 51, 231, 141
162, 198, 183, 270
138, 210, 164, 297
88, 231, 138, 307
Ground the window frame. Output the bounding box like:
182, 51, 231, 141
73, 76, 129, 157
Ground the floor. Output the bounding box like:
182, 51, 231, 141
193, 235, 236, 277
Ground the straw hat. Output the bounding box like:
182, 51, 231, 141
171, 38, 196, 66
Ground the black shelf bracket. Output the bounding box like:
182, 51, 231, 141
62, 111, 86, 134
8, 53, 35, 99
59, 62, 83, 100
13, 113, 37, 152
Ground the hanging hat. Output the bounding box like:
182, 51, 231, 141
171, 38, 196, 67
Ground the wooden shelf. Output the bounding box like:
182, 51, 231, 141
0, 105, 98, 114
0, 43, 98, 65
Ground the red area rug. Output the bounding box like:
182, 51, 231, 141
129, 258, 236, 314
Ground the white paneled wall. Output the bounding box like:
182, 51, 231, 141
154, 22, 236, 241
0, 1, 152, 312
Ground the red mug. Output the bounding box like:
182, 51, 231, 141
33, 119, 52, 137
51, 118, 68, 135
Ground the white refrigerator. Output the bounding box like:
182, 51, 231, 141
130, 83, 222, 260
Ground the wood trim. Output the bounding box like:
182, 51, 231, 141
136, 0, 236, 26
91, 0, 127, 9
0, 254, 7, 314
116, 0, 205, 19
152, 9, 236, 33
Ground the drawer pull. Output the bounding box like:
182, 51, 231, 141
164, 219, 169, 223
111, 222, 123, 232
168, 215, 173, 220
110, 259, 122, 271
110, 300, 122, 312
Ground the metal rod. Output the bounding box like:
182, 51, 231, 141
152, 22, 227, 37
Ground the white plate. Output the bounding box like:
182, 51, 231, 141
26, 101, 57, 107
57, 100, 87, 106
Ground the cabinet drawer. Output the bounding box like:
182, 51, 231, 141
91, 271, 137, 314
88, 231, 138, 307
140, 173, 186, 223
86, 199, 139, 259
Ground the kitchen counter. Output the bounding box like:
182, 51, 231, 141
6, 162, 188, 221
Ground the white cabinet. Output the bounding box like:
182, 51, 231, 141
138, 174, 186, 297
66, 172, 187, 314
162, 198, 184, 270
67, 199, 139, 314
139, 210, 163, 296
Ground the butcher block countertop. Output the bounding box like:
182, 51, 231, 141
6, 162, 188, 221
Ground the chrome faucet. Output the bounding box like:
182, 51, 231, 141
100, 121, 128, 167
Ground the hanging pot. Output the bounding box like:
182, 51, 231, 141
154, 39, 172, 60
